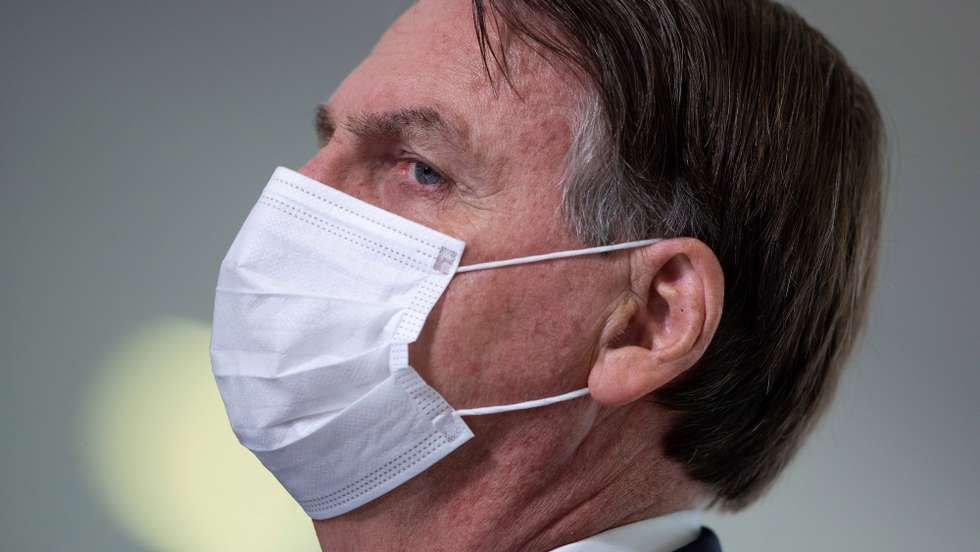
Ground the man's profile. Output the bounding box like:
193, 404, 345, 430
209, 0, 884, 550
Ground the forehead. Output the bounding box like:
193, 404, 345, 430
331, 0, 581, 157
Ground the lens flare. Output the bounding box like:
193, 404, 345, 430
80, 317, 319, 551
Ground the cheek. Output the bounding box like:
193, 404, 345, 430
410, 264, 608, 407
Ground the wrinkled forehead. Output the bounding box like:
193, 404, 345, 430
331, 0, 582, 148
376, 0, 488, 86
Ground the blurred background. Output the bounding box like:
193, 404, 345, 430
1, 1, 977, 550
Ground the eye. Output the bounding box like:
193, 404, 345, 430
408, 160, 445, 187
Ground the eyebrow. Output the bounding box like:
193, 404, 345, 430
315, 104, 336, 146
314, 104, 470, 154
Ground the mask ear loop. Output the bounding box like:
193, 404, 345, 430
454, 388, 591, 417
451, 238, 659, 416
456, 239, 660, 273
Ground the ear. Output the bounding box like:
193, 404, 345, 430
588, 238, 724, 406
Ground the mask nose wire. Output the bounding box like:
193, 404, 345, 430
455, 239, 660, 273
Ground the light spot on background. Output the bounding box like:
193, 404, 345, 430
80, 317, 319, 552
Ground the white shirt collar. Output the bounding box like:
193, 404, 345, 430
549, 510, 702, 552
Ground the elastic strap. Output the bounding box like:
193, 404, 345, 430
454, 388, 590, 417
456, 239, 660, 273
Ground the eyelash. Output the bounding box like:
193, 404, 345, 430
395, 153, 453, 197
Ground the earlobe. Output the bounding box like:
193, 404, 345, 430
589, 345, 667, 406
588, 238, 724, 407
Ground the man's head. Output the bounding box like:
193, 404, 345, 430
302, 0, 883, 534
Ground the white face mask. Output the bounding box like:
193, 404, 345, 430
210, 167, 657, 520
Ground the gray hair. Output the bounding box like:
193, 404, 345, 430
560, 93, 708, 246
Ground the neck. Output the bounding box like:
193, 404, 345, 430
313, 402, 701, 552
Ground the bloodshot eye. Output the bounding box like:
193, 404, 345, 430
409, 160, 444, 186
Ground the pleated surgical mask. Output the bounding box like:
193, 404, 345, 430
209, 167, 658, 519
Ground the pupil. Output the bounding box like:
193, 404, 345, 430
414, 162, 441, 186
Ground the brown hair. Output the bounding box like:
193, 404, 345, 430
472, 0, 885, 509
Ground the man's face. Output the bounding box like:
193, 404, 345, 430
300, 0, 628, 423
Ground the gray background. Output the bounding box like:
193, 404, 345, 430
2, 1, 977, 550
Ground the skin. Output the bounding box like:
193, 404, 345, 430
300, 1, 724, 550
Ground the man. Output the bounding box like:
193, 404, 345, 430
210, 0, 883, 550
